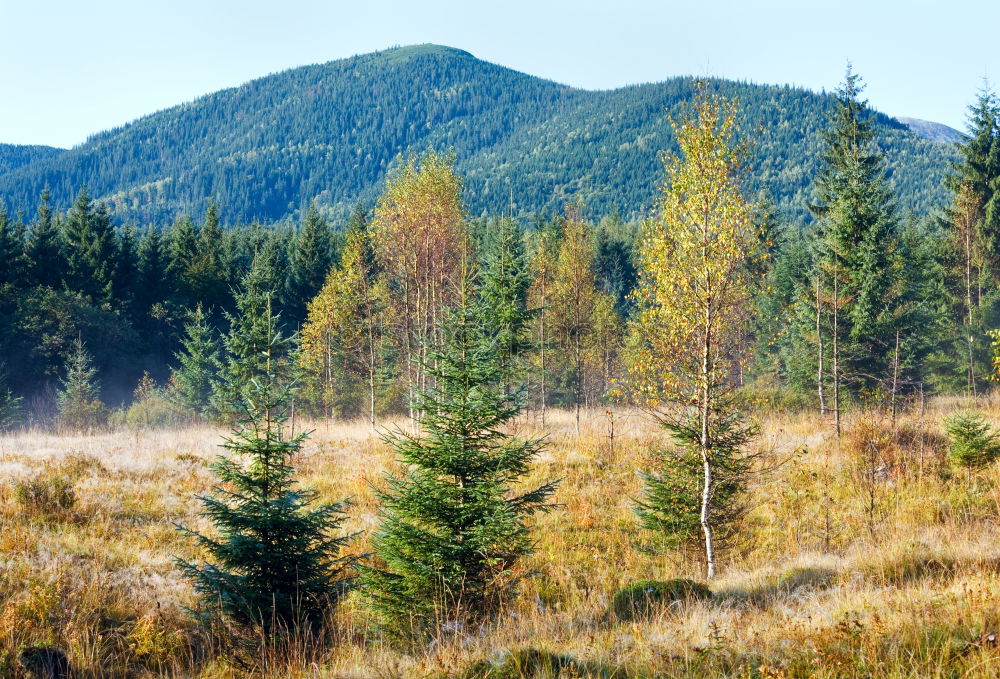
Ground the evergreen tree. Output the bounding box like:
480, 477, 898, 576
56, 338, 108, 432
189, 202, 230, 312
0, 363, 22, 431
477, 217, 533, 390
594, 214, 638, 317
285, 203, 333, 324
63, 189, 117, 301
798, 67, 906, 426
26, 188, 64, 289
177, 295, 355, 633
170, 304, 221, 420
0, 207, 25, 288
167, 215, 199, 305
114, 225, 140, 311
948, 85, 1000, 281
137, 226, 168, 313
213, 256, 292, 419
360, 280, 557, 640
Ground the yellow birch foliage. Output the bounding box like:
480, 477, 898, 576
370, 151, 467, 409
300, 228, 388, 417
627, 87, 762, 410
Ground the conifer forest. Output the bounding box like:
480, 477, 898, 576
4, 43, 1000, 679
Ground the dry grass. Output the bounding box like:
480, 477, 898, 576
2, 403, 1000, 677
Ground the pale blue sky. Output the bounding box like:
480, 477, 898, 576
2, 0, 995, 148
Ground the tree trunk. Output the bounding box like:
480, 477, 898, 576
832, 261, 841, 438
700, 304, 716, 580
816, 274, 826, 416
890, 329, 900, 423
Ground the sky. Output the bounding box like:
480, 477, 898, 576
2, 0, 996, 149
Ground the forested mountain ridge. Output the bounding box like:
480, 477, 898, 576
0, 143, 65, 175
895, 116, 965, 144
0, 44, 956, 224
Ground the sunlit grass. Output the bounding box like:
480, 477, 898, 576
2, 403, 1000, 676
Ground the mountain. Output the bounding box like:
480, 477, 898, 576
0, 144, 65, 176
895, 116, 964, 145
0, 44, 957, 225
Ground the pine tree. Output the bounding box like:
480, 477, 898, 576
26, 188, 64, 289
286, 203, 333, 325
56, 338, 108, 432
177, 295, 355, 633
360, 279, 557, 640
170, 304, 221, 420
477, 217, 533, 390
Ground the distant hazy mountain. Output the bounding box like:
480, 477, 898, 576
895, 117, 964, 145
0, 44, 957, 224
0, 144, 64, 177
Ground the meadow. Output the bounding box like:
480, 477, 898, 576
2, 402, 1000, 678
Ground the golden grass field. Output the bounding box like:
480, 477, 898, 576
3, 402, 1000, 678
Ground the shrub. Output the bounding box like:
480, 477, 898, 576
18, 646, 72, 679
944, 411, 1000, 470
13, 474, 77, 517
460, 649, 580, 679
611, 579, 711, 621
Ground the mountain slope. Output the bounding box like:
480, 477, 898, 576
895, 116, 964, 144
0, 144, 65, 177
0, 45, 956, 224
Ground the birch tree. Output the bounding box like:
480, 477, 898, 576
627, 86, 762, 579
372, 151, 467, 419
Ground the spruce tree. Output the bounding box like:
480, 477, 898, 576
26, 188, 64, 289
56, 338, 107, 432
360, 278, 557, 640
477, 217, 533, 390
0, 364, 22, 431
170, 304, 221, 420
63, 189, 117, 301
167, 215, 199, 306
0, 207, 24, 288
114, 225, 139, 312
286, 203, 333, 324
177, 294, 355, 633
137, 227, 168, 313
189, 202, 229, 311
212, 256, 292, 419
796, 67, 906, 422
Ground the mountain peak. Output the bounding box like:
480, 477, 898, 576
375, 44, 475, 62
0, 47, 956, 225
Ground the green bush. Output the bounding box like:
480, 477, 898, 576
14, 474, 77, 516
944, 411, 1000, 470
611, 579, 711, 621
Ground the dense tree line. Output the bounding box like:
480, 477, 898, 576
0, 71, 996, 448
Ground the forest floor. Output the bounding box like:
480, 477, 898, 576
2, 403, 1000, 678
